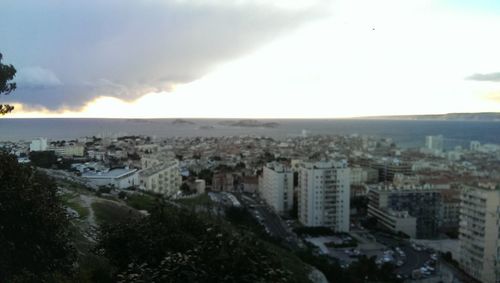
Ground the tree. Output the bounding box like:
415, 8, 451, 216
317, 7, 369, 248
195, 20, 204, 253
180, 182, 191, 194
0, 152, 75, 281
0, 53, 16, 115
29, 150, 58, 168
97, 204, 296, 282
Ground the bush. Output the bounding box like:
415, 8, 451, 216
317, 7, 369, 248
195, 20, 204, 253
0, 152, 75, 280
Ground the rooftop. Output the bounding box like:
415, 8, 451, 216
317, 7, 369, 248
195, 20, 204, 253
82, 168, 138, 179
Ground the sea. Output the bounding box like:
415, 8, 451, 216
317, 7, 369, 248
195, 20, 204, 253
1, 118, 500, 149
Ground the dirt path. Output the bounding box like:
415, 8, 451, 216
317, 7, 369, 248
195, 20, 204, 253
80, 195, 97, 227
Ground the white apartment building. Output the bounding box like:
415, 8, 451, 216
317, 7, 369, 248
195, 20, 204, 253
139, 159, 181, 196
298, 160, 350, 232
30, 138, 48, 152
425, 135, 444, 152
459, 185, 500, 283
50, 144, 85, 157
259, 162, 293, 214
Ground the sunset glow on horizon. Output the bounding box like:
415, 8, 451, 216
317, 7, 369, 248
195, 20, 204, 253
2, 0, 500, 118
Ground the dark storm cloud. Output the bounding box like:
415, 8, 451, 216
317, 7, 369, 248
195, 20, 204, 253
0, 0, 326, 110
467, 72, 500, 82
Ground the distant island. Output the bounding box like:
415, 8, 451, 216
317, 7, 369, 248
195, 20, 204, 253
218, 119, 279, 128
198, 125, 215, 130
172, 119, 196, 125
126, 119, 154, 123
361, 112, 500, 121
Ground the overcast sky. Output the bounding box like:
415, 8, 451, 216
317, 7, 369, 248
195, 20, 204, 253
1, 0, 500, 118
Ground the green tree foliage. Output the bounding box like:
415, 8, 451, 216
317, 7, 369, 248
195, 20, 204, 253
0, 152, 75, 281
197, 168, 214, 185
97, 205, 296, 282
29, 150, 58, 168
180, 182, 191, 194
0, 53, 16, 115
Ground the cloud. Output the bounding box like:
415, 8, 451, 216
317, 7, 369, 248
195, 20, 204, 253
467, 72, 500, 82
0, 0, 328, 110
16, 66, 62, 88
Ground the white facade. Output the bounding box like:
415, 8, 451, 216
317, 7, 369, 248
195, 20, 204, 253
259, 162, 294, 214
82, 168, 139, 189
30, 138, 48, 152
50, 144, 85, 157
298, 160, 350, 232
469, 141, 481, 151
194, 179, 206, 194
425, 135, 444, 152
459, 186, 500, 283
139, 159, 181, 196
350, 166, 368, 185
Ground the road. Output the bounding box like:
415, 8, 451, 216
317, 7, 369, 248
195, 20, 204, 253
373, 232, 432, 277
237, 193, 299, 248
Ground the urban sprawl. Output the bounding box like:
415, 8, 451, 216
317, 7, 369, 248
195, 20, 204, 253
2, 134, 500, 283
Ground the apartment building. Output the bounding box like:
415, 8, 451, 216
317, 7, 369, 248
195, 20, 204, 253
459, 185, 500, 283
298, 160, 350, 232
139, 159, 181, 196
368, 184, 442, 238
259, 162, 293, 214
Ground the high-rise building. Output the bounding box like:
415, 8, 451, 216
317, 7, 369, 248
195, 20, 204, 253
469, 141, 481, 151
259, 162, 293, 214
459, 185, 500, 283
298, 160, 350, 232
139, 159, 181, 196
367, 184, 442, 238
425, 135, 444, 152
29, 138, 48, 152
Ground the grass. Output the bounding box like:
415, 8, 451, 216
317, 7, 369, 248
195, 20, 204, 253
66, 201, 90, 219
57, 179, 94, 194
125, 194, 158, 211
264, 242, 313, 283
175, 193, 211, 207
92, 201, 140, 225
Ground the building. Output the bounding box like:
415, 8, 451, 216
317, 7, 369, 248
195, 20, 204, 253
440, 189, 461, 233
212, 172, 234, 191
298, 160, 350, 232
259, 162, 294, 214
194, 179, 206, 194
370, 159, 412, 183
459, 185, 500, 283
30, 138, 48, 152
425, 135, 444, 152
368, 185, 442, 238
50, 143, 85, 157
82, 167, 139, 189
469, 141, 481, 151
241, 176, 259, 193
139, 159, 181, 196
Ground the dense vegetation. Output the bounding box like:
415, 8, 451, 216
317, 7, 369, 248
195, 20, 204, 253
0, 52, 16, 115
97, 205, 298, 282
0, 152, 75, 281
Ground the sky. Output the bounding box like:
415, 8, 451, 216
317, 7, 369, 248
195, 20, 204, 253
1, 0, 500, 118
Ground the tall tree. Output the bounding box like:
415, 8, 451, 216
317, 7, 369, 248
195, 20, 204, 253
0, 53, 16, 115
0, 152, 75, 281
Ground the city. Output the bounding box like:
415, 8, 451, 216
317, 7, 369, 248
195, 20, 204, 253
2, 132, 499, 282
2, 0, 500, 282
